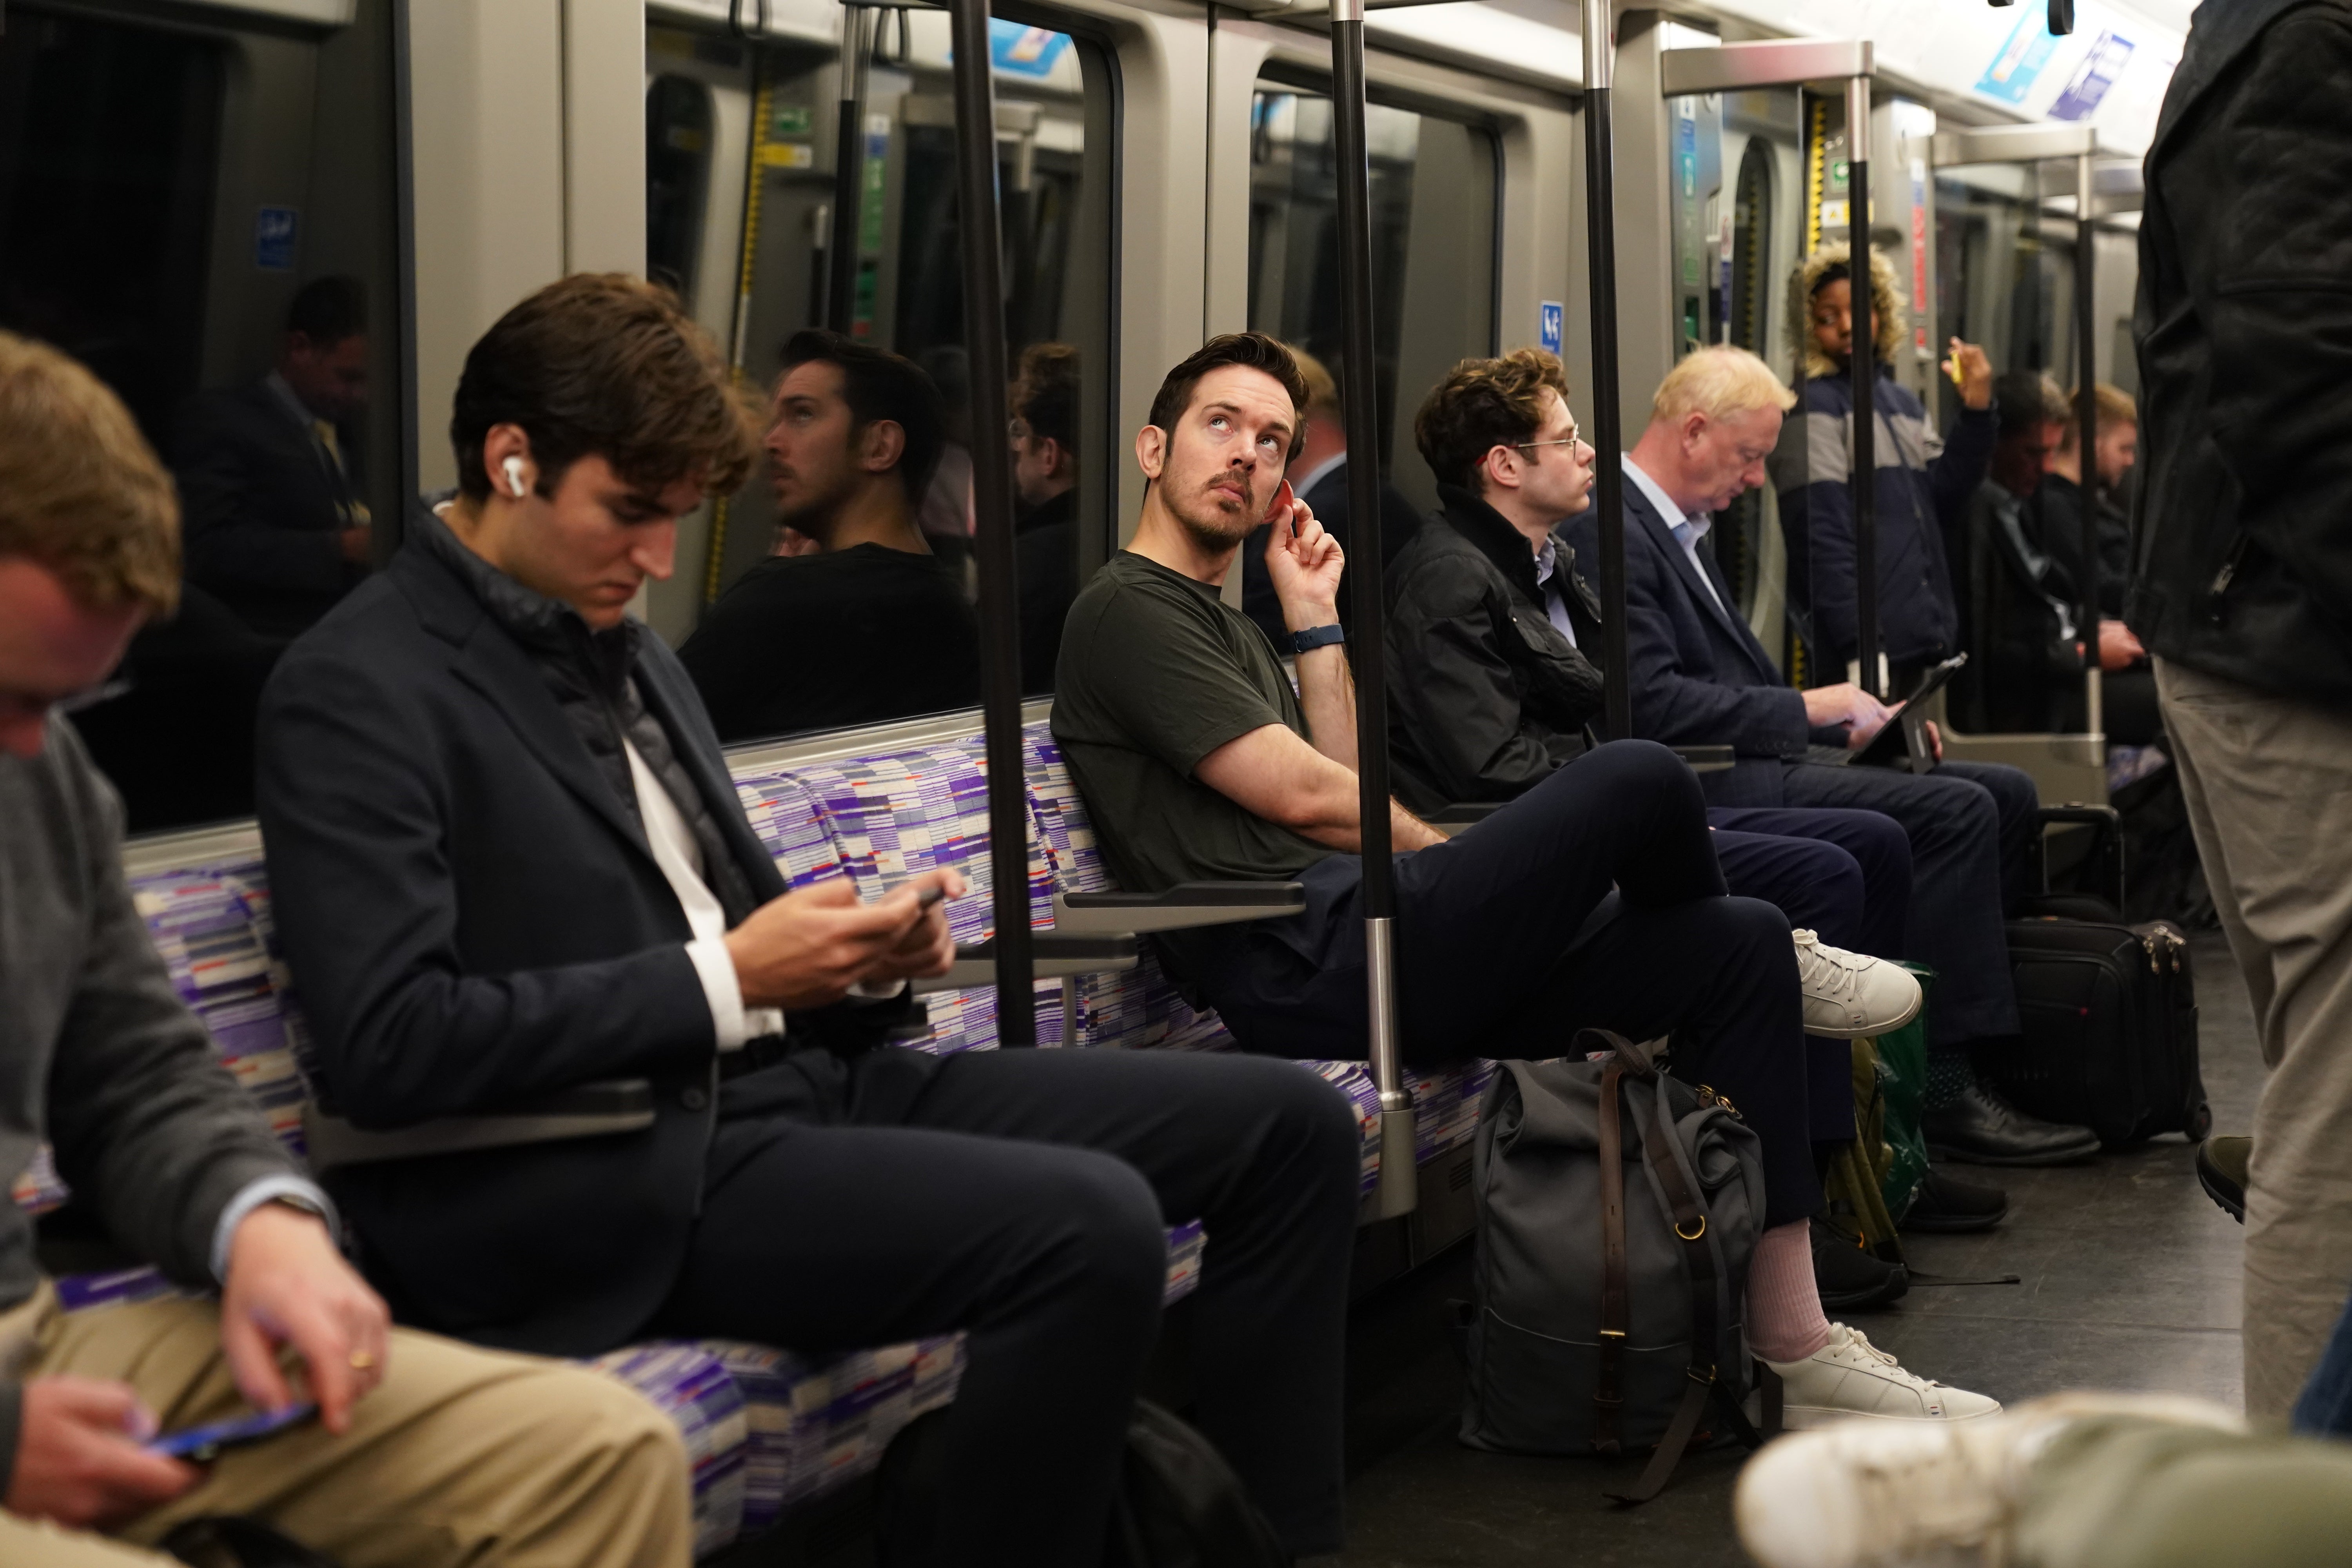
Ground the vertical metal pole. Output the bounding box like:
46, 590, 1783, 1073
947, 0, 1036, 1045
1331, 0, 1414, 1219
826, 4, 871, 335
1583, 0, 1629, 741
2075, 150, 2103, 737
1847, 75, 1880, 699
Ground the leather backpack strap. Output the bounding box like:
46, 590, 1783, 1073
1607, 1083, 1732, 1506
1594, 1061, 1630, 1455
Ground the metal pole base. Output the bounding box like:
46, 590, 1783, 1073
1375, 1101, 1419, 1220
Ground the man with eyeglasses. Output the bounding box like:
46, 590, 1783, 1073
1564, 347, 2101, 1175
1385, 349, 1976, 1292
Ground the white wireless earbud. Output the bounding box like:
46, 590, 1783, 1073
503, 455, 528, 499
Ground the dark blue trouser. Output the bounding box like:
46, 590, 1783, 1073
653, 1046, 1362, 1562
1710, 806, 1912, 959
1196, 740, 1822, 1227
1775, 757, 2038, 1046
1711, 805, 1914, 1142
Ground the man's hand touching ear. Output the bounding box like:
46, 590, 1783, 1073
1262, 481, 1344, 631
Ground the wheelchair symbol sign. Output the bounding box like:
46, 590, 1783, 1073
1539, 301, 1563, 355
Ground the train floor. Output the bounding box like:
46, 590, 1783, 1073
1328, 929, 2259, 1566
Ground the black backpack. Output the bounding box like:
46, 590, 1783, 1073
1460, 1031, 1777, 1503
877, 1400, 1289, 1568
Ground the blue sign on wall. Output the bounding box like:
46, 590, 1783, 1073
255, 207, 299, 270
2049, 29, 2136, 122
1540, 301, 1564, 356
988, 20, 1072, 78
1976, 11, 2060, 105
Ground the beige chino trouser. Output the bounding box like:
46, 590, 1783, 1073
2158, 656, 2352, 1420
0, 1282, 692, 1568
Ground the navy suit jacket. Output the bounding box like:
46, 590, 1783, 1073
1564, 478, 1825, 807
256, 537, 826, 1354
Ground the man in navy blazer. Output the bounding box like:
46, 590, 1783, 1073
256, 276, 1361, 1562
1566, 347, 2099, 1170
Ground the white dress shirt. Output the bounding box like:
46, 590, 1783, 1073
1623, 456, 1730, 619
1531, 537, 1581, 648
623, 740, 783, 1049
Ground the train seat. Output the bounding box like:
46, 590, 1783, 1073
725, 724, 1493, 1196
14, 853, 1207, 1556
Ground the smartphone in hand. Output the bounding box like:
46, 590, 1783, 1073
148, 1402, 319, 1463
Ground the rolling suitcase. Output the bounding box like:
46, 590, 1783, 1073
1974, 807, 2213, 1145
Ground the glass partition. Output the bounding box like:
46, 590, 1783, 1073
1244, 79, 1497, 512
0, 0, 403, 832
645, 7, 1116, 740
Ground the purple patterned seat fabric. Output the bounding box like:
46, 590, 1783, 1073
15, 843, 1205, 1557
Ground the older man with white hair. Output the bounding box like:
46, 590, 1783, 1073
1564, 347, 2100, 1171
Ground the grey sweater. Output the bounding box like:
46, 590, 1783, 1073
0, 722, 299, 1481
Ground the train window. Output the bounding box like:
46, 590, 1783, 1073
1933, 159, 2078, 425
648, 9, 1115, 743
0, 1, 402, 834
1245, 82, 1497, 510
648, 74, 718, 300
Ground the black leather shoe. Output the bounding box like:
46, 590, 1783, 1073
1811, 1216, 1908, 1311
1899, 1166, 2009, 1233
1922, 1085, 2102, 1167
2197, 1136, 2248, 1223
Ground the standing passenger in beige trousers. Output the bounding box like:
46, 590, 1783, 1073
0, 330, 691, 1566
2158, 659, 2352, 1419
2124, 0, 2352, 1422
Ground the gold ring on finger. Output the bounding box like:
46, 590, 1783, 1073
350, 1350, 376, 1371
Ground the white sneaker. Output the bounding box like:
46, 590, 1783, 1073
1795, 931, 1923, 1039
1735, 1392, 2243, 1568
1765, 1324, 2002, 1428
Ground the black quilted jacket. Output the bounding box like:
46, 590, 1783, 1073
1382, 485, 1604, 817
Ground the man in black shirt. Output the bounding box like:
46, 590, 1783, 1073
2037, 383, 2157, 744
1010, 342, 1080, 693
679, 331, 978, 740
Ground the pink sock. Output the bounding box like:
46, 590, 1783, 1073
1747, 1219, 1834, 1363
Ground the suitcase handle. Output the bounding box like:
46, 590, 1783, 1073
2033, 804, 2125, 912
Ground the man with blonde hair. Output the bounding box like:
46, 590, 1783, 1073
0, 330, 694, 1567
1567, 346, 2099, 1172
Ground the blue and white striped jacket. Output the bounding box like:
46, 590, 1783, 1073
1769, 366, 1996, 671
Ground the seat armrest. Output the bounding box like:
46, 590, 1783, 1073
1051, 881, 1307, 936
1673, 745, 1737, 773
304, 1079, 656, 1175
912, 933, 1140, 994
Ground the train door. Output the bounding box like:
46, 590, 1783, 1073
639, 0, 1121, 724
0, 0, 402, 833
